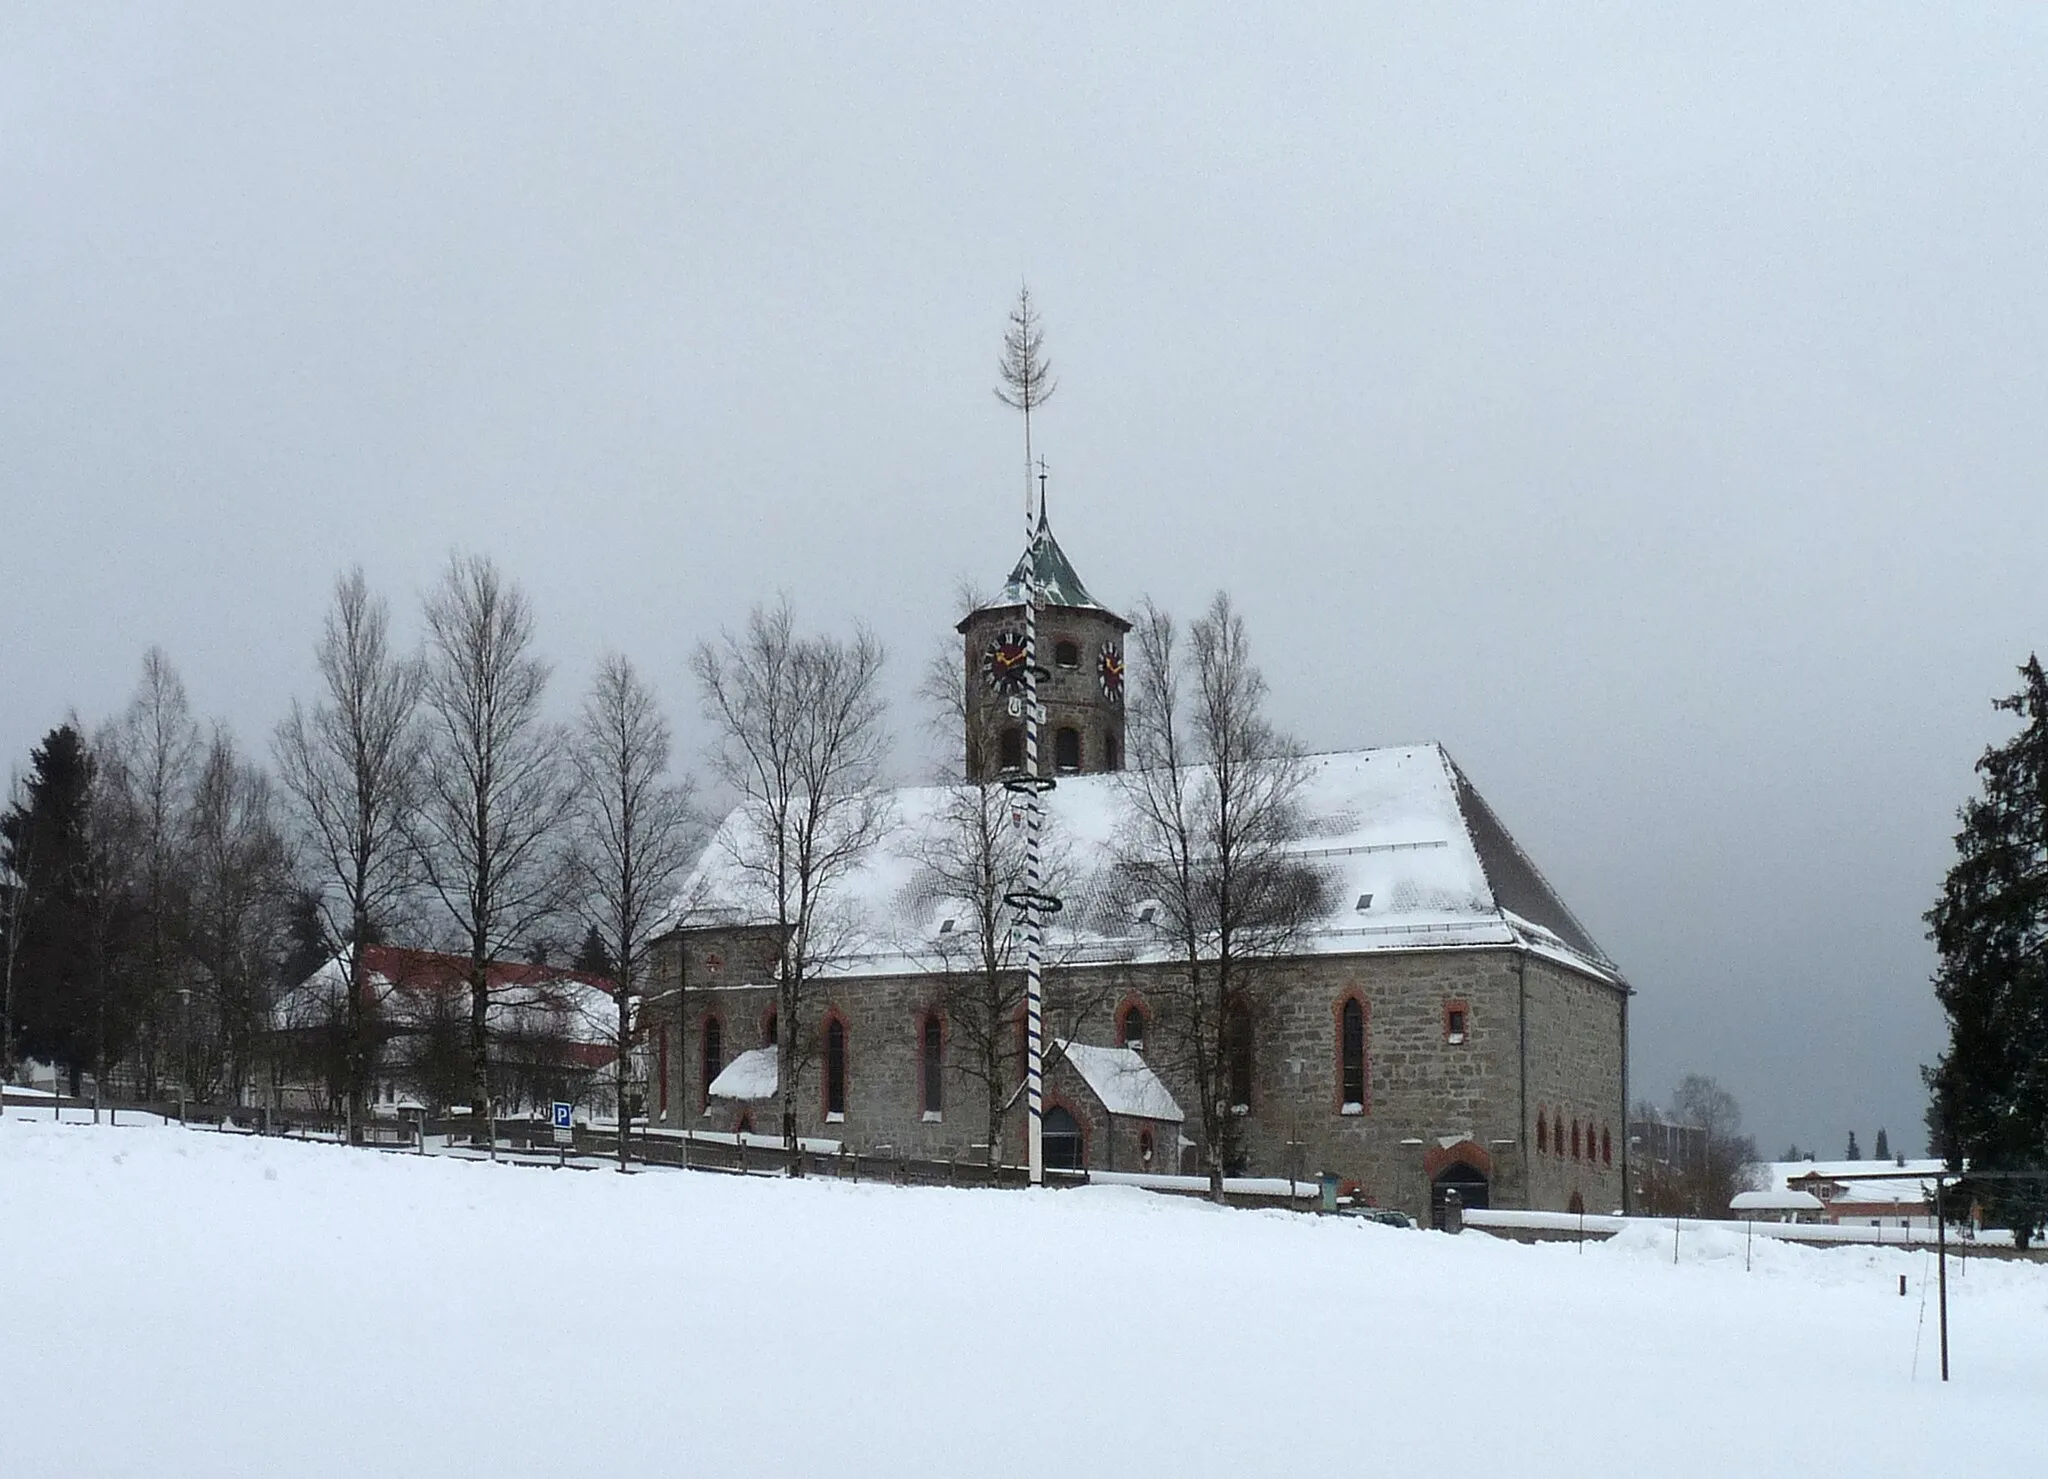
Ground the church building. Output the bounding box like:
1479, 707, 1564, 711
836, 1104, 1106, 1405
642, 514, 1631, 1222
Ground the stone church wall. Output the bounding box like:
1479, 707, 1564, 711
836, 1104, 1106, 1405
640, 938, 1626, 1224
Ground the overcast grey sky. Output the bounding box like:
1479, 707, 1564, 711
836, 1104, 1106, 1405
5, 6, 2044, 1156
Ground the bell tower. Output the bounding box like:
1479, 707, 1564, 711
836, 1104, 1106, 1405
956, 506, 1131, 783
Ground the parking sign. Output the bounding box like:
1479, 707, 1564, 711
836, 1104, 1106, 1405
552, 1101, 573, 1145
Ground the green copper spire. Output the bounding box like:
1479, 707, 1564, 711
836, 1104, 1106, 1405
997, 508, 1108, 612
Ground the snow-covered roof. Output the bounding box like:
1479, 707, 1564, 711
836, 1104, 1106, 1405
1057, 1042, 1182, 1123
1765, 1159, 1946, 1206
982, 509, 1124, 620
275, 946, 619, 1057
707, 1047, 779, 1102
665, 744, 1621, 986
1730, 1189, 1825, 1212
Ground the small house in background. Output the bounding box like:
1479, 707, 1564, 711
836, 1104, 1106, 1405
1755, 1159, 1945, 1232
263, 945, 622, 1118
1728, 1188, 1826, 1224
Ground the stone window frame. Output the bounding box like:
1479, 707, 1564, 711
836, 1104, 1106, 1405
822, 1008, 851, 1122
1103, 729, 1122, 771
1053, 638, 1081, 669
1332, 988, 1370, 1115
1442, 998, 1469, 1045
999, 727, 1024, 771
917, 1008, 946, 1121
1054, 725, 1082, 773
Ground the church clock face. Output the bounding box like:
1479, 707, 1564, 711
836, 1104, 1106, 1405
980, 630, 1029, 692
1098, 642, 1125, 704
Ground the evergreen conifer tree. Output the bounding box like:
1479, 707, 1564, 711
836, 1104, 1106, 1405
1926, 654, 2048, 1249
0, 726, 134, 1088
1874, 1126, 1890, 1161
1846, 1130, 1861, 1161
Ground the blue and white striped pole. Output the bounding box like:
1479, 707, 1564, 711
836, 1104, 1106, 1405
1022, 474, 1047, 1187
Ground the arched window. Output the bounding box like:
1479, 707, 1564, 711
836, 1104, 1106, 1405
701, 1017, 723, 1107
761, 1008, 776, 1047
1537, 1111, 1549, 1155
1225, 1002, 1253, 1110
1043, 1105, 1083, 1170
1339, 997, 1366, 1110
1602, 1126, 1612, 1166
825, 1017, 848, 1117
1103, 730, 1121, 771
999, 727, 1024, 771
657, 1025, 670, 1116
1054, 639, 1079, 669
1571, 1120, 1582, 1160
920, 1013, 943, 1117
1118, 1003, 1147, 1049
1139, 1128, 1155, 1167
1054, 726, 1081, 772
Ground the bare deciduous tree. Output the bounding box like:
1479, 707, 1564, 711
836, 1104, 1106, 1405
416, 554, 575, 1139
1670, 1073, 1761, 1216
571, 653, 698, 1168
1115, 592, 1328, 1198
694, 600, 889, 1164
183, 727, 295, 1102
98, 648, 200, 1095
275, 568, 426, 1130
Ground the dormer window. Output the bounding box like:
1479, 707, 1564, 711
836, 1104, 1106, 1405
1355, 893, 1373, 911
1134, 899, 1161, 925
937, 916, 957, 935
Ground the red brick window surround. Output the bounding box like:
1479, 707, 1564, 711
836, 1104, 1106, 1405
1443, 999, 1469, 1044
1571, 1119, 1582, 1160
1602, 1126, 1612, 1166
1116, 998, 1149, 1050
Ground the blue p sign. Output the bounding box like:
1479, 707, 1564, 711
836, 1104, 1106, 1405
552, 1101, 573, 1129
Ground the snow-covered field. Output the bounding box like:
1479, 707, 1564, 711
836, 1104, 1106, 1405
2, 1119, 2041, 1479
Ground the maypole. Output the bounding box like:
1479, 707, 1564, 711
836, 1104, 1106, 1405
994, 285, 1060, 1187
